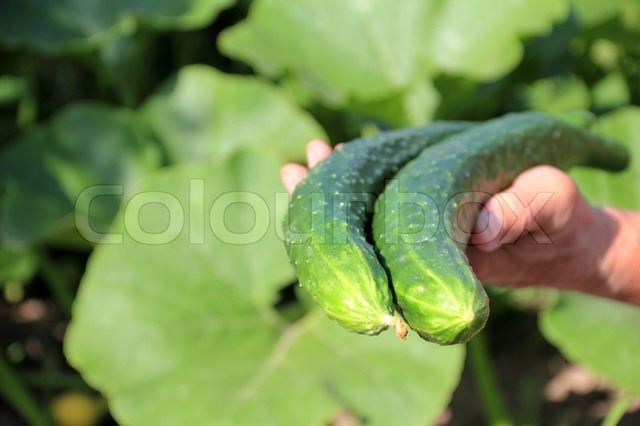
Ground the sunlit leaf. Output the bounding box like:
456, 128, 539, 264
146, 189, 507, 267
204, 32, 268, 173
141, 65, 326, 164
430, 0, 568, 78
525, 76, 591, 114
570, 107, 640, 208
65, 156, 464, 426
349, 79, 441, 126
220, 0, 568, 115
540, 293, 640, 395
592, 72, 630, 111
220, 0, 442, 103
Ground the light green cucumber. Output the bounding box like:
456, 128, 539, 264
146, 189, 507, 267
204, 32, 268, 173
283, 122, 474, 337
373, 112, 629, 345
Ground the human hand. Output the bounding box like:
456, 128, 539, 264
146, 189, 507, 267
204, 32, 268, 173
280, 140, 640, 304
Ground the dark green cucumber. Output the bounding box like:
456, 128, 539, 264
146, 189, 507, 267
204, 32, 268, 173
283, 122, 474, 337
373, 112, 629, 345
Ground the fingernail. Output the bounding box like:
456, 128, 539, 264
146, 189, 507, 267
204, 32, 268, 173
281, 171, 294, 194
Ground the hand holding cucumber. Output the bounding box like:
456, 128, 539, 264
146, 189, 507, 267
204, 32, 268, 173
281, 113, 640, 344
282, 141, 640, 307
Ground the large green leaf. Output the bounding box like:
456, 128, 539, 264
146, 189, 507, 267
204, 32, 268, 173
220, 0, 568, 113
540, 294, 640, 395
141, 65, 325, 164
429, 0, 568, 78
65, 154, 464, 425
0, 103, 161, 248
220, 0, 442, 103
540, 107, 640, 396
0, 0, 235, 52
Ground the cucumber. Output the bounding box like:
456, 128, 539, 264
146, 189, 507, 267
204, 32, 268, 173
373, 112, 629, 345
283, 122, 474, 338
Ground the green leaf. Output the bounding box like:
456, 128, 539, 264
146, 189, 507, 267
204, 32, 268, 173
0, 0, 235, 52
570, 107, 640, 209
429, 0, 569, 79
571, 0, 629, 26
65, 157, 464, 426
0, 75, 26, 105
592, 72, 631, 112
0, 246, 38, 286
219, 0, 442, 103
220, 0, 568, 112
524, 76, 591, 115
141, 65, 326, 164
0, 103, 161, 248
349, 79, 441, 126
540, 293, 640, 395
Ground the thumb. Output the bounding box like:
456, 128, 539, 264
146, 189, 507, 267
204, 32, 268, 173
469, 166, 579, 252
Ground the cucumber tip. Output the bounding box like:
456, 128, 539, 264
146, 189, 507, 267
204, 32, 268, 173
383, 314, 408, 340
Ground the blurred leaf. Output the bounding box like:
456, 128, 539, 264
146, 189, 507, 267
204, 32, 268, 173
0, 127, 73, 247
65, 155, 464, 425
349, 79, 441, 126
0, 103, 161, 248
220, 0, 567, 120
541, 107, 640, 397
429, 0, 568, 79
525, 75, 591, 114
219, 0, 442, 103
142, 65, 327, 164
0, 76, 26, 105
488, 286, 559, 313
571, 0, 629, 26
592, 72, 630, 111
570, 107, 640, 208
433, 76, 502, 121
579, 13, 640, 52
589, 39, 622, 70
620, 1, 640, 29
0, 0, 235, 52
0, 246, 38, 286
540, 293, 640, 395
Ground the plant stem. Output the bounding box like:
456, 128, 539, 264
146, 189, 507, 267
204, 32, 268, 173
0, 356, 53, 426
602, 393, 634, 426
38, 252, 74, 317
17, 54, 37, 128
467, 331, 513, 426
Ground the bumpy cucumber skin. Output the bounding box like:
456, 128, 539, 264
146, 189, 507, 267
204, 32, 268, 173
374, 112, 629, 345
283, 122, 474, 336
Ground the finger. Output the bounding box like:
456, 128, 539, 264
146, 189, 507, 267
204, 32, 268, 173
466, 245, 524, 287
280, 164, 308, 195
307, 140, 333, 168
469, 166, 578, 252
335, 143, 345, 151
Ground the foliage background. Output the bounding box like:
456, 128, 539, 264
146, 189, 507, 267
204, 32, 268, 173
0, 0, 639, 425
